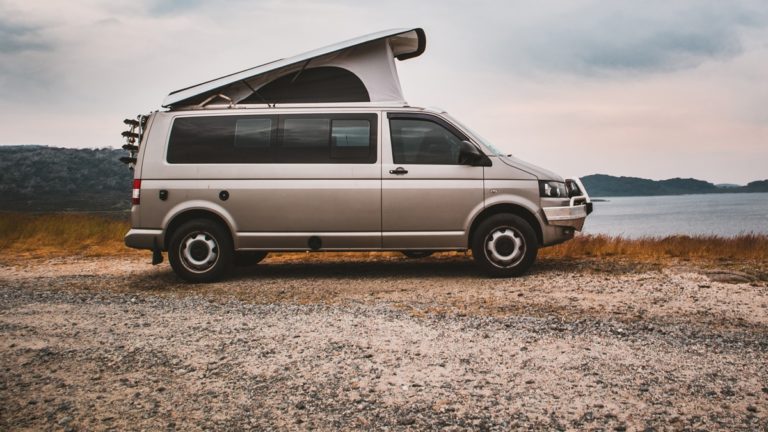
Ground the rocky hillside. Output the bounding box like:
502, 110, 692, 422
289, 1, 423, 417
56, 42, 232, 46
0, 146, 132, 211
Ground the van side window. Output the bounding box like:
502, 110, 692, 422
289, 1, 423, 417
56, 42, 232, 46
277, 114, 376, 164
234, 118, 272, 148
331, 119, 371, 160
390, 118, 464, 165
167, 115, 275, 164
167, 114, 377, 164
281, 118, 330, 149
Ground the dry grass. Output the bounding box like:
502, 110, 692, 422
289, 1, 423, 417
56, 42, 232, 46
540, 233, 768, 262
0, 212, 766, 264
0, 212, 138, 259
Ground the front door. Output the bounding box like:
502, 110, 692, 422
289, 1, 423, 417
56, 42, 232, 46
381, 113, 485, 249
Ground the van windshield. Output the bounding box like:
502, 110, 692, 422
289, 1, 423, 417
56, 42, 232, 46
443, 114, 506, 157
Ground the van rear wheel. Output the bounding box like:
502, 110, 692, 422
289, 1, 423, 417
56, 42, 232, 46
168, 219, 233, 283
471, 214, 538, 277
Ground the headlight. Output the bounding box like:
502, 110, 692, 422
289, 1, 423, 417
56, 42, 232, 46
539, 180, 567, 198
565, 179, 582, 197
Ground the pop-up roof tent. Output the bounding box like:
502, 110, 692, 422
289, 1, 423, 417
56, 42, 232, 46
162, 28, 426, 109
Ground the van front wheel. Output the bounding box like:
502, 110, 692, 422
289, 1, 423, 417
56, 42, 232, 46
471, 214, 538, 277
168, 219, 233, 283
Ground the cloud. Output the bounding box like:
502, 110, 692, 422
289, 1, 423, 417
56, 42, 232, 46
147, 0, 205, 15
0, 18, 50, 53
0, 14, 55, 100
478, 0, 768, 76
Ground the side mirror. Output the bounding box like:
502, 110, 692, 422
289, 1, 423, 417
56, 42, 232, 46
459, 141, 492, 166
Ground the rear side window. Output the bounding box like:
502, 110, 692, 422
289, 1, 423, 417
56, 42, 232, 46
167, 115, 275, 163
167, 114, 377, 164
390, 118, 465, 165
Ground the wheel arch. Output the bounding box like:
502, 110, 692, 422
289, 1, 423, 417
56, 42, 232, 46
163, 207, 235, 251
468, 203, 543, 248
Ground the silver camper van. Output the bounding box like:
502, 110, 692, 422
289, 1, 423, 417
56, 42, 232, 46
122, 28, 592, 282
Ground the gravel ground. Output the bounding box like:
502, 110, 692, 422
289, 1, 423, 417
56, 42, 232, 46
1, 254, 767, 431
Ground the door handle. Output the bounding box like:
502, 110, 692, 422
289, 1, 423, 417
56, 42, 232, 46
389, 167, 408, 175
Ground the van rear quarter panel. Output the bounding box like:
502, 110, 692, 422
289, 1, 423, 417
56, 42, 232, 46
128, 112, 159, 229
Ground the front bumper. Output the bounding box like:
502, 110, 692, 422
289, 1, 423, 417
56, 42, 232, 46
542, 178, 592, 231
124, 228, 163, 250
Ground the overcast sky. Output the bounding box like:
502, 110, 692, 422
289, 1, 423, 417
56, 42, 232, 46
1, 0, 766, 184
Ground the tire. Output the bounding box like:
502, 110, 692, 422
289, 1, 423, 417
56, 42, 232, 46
168, 219, 233, 283
471, 214, 538, 277
234, 251, 269, 267
401, 251, 435, 259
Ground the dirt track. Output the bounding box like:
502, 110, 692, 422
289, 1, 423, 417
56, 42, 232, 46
1, 254, 767, 431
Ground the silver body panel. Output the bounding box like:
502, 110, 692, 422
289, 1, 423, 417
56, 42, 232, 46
125, 106, 590, 252
380, 117, 484, 247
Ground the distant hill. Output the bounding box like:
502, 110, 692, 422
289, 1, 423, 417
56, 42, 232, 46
582, 174, 768, 197
0, 146, 132, 211
744, 180, 768, 193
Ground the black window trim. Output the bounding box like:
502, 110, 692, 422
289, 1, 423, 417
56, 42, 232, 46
165, 112, 378, 165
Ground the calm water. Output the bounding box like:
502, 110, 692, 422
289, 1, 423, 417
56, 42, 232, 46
582, 192, 768, 238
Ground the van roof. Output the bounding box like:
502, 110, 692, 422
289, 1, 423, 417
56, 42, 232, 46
162, 104, 446, 114
163, 28, 426, 110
